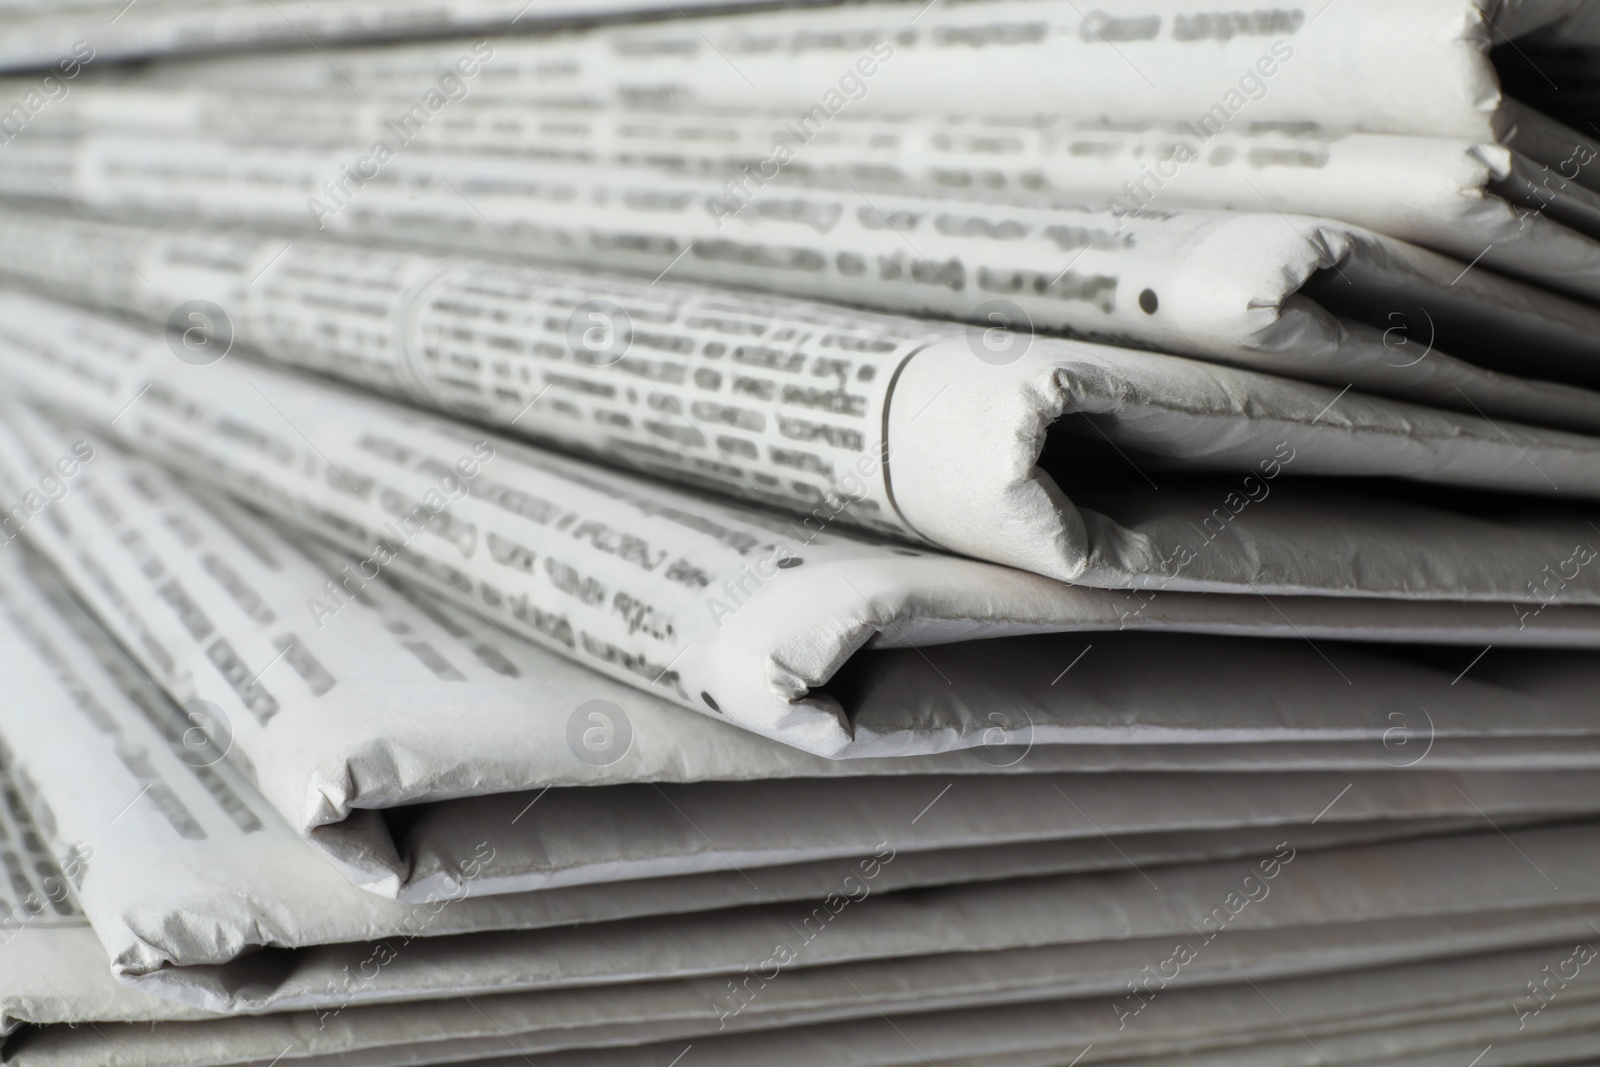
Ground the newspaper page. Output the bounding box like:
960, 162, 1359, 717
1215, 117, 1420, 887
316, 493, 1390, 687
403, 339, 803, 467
10, 912, 1597, 1067
14, 913, 1600, 1067
0, 402, 959, 844
17, 405, 1600, 802
5, 392, 1600, 872
3, 434, 1588, 904
9, 307, 1600, 758
14, 559, 1532, 997
24, 398, 1600, 780
8, 299, 1600, 754
0, 926, 208, 1035
0, 546, 639, 974
0, 749, 207, 1034
8, 211, 1600, 551
16, 541, 1495, 1001
0, 0, 788, 71
131, 0, 1597, 170
9, 201, 1600, 473
13, 133, 1600, 429
37, 83, 1600, 308
82, 809, 1600, 1010
835, 631, 1600, 756
402, 973, 1600, 1067
8, 462, 1573, 910
6, 241, 1600, 608
393, 945, 1598, 1067
2, 556, 1595, 1003
387, 771, 1587, 900
21, 415, 1600, 795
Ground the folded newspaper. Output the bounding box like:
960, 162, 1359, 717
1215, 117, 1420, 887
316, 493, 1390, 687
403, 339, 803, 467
9, 531, 1599, 1022
31, 82, 1600, 308
9, 588, 1600, 1003
10, 300, 1600, 757
0, 0, 776, 72
283, 945, 1594, 1067
18, 927, 1600, 1062
6, 250, 1600, 609
9, 911, 1599, 1066
6, 409, 1597, 899
126, 0, 1600, 169
3, 2, 1600, 1060
15, 134, 1600, 431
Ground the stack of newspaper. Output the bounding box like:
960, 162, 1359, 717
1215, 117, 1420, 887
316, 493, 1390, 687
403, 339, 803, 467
3, 1, 1600, 1063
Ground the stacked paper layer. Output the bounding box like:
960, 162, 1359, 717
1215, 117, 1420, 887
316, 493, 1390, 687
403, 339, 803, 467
2, 2, 1600, 1065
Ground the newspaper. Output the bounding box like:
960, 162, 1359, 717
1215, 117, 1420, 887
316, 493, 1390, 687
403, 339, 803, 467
16, 400, 1598, 760
0, 748, 205, 1035
9, 476, 1574, 940
18, 399, 1600, 784
7, 250, 1600, 611
8, 218, 1600, 587
34, 83, 1600, 310
0, 0, 778, 72
464, 961, 1597, 1067
60, 764, 1600, 1016
53, 786, 1600, 1006
1120, 1015, 1600, 1067
129, 0, 1600, 170
10, 196, 1600, 473
9, 916, 1598, 1066
14, 133, 1600, 437
1, 583, 1594, 1044
0, 453, 1584, 909
371, 770, 1584, 900
0, 926, 209, 1035
9, 308, 1600, 765
3, 553, 1597, 1002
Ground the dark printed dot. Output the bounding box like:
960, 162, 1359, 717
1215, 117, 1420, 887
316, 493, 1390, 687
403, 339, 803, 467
777, 557, 804, 569
1138, 289, 1159, 314
701, 692, 721, 713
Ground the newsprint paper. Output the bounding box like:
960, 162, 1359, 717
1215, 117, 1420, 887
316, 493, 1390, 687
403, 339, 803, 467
0, 0, 783, 71
8, 507, 1600, 1020
7, 301, 1600, 761
29, 79, 1600, 307
7, 597, 1600, 1010
12, 139, 1600, 430
130, 0, 1600, 158
2, 416, 1596, 900
5, 267, 1600, 606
